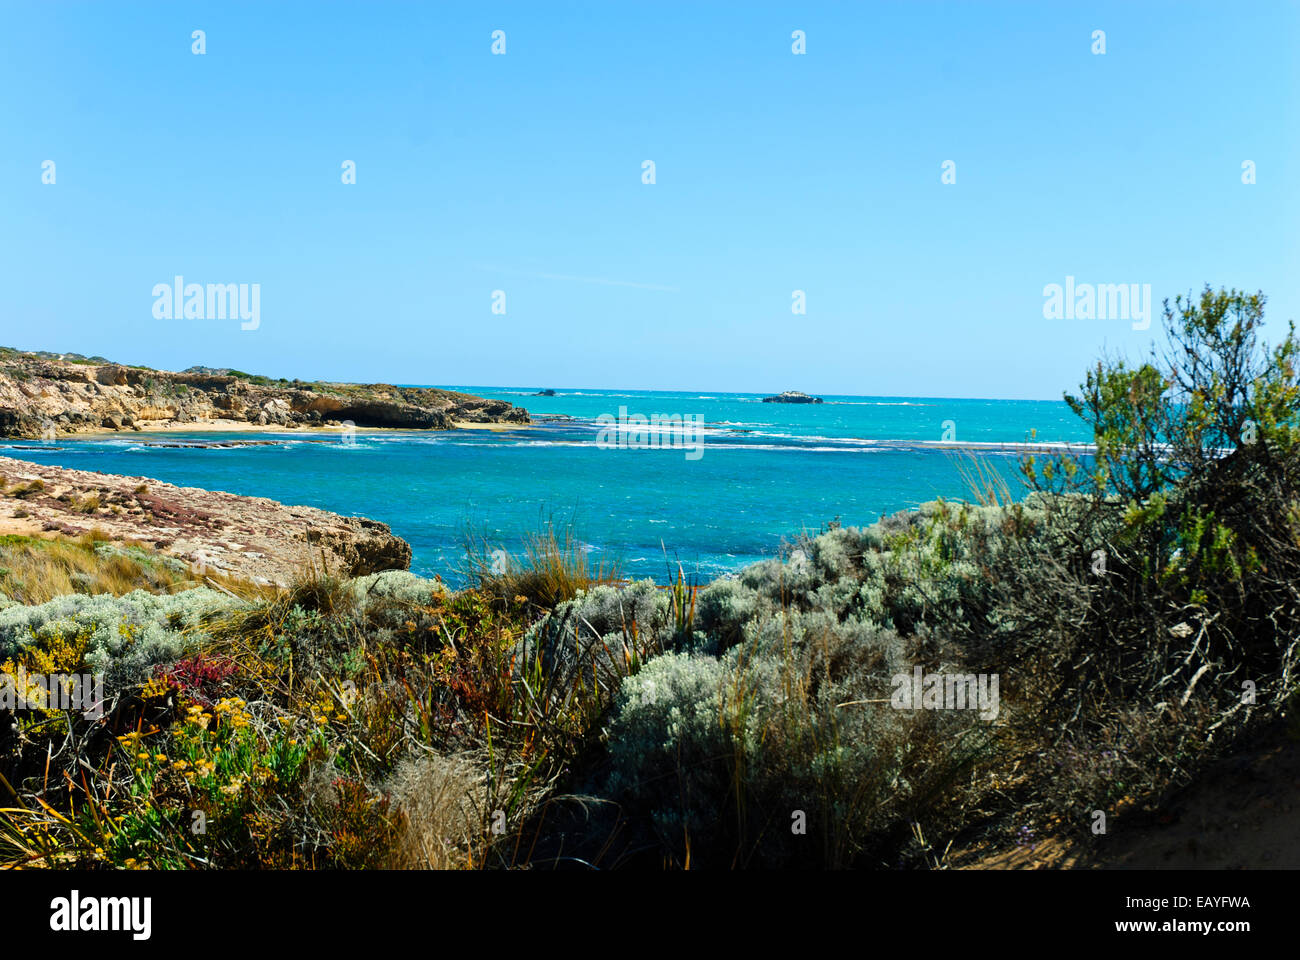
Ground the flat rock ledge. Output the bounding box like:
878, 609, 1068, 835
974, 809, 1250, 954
0, 456, 412, 587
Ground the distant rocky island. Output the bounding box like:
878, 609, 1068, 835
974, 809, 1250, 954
0, 347, 528, 438
762, 390, 824, 404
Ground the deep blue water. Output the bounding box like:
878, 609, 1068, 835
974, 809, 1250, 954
1, 388, 1093, 585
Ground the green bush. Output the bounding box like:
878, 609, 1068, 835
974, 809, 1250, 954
517, 579, 688, 693
0, 587, 233, 691
602, 612, 997, 867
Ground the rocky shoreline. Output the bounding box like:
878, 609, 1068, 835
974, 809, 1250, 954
0, 347, 528, 439
0, 455, 412, 586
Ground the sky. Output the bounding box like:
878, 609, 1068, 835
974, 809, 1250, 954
1, 1, 1296, 400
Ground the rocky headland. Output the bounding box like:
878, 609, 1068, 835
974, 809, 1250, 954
0, 455, 412, 585
0, 347, 529, 438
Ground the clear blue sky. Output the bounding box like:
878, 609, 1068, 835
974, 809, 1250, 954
2, 1, 1296, 400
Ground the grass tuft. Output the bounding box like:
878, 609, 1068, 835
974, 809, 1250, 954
465, 513, 621, 608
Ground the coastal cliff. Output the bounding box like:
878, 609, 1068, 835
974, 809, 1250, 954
0, 455, 412, 585
0, 347, 528, 438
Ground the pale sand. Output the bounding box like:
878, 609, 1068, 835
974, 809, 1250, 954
0, 512, 48, 538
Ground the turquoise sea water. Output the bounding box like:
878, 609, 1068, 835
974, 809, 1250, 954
1, 389, 1093, 585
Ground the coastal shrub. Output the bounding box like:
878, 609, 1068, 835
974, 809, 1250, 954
513, 506, 1030, 865
517, 578, 692, 695
604, 652, 731, 846
529, 578, 673, 647
0, 587, 232, 691
693, 576, 759, 651
938, 288, 1300, 833
345, 570, 446, 618
687, 499, 1051, 654
602, 618, 999, 867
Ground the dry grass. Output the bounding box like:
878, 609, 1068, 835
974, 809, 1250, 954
950, 450, 1016, 507
68, 493, 101, 514
384, 753, 487, 869
0, 531, 252, 604
6, 479, 45, 500
466, 514, 622, 608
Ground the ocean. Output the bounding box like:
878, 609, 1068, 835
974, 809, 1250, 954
1, 388, 1093, 586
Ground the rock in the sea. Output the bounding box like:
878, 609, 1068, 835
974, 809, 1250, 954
761, 390, 824, 404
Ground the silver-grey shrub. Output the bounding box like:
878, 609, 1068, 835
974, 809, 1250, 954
603, 652, 730, 840
0, 587, 234, 693
517, 579, 686, 690
346, 570, 445, 609
593, 501, 1039, 865
601, 614, 992, 866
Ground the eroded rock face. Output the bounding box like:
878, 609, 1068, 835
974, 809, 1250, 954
0, 456, 412, 586
452, 397, 531, 423
0, 409, 41, 436
305, 522, 413, 578
324, 400, 449, 429
0, 349, 529, 437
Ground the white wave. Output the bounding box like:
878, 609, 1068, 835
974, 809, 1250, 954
827, 400, 931, 406
699, 443, 887, 453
